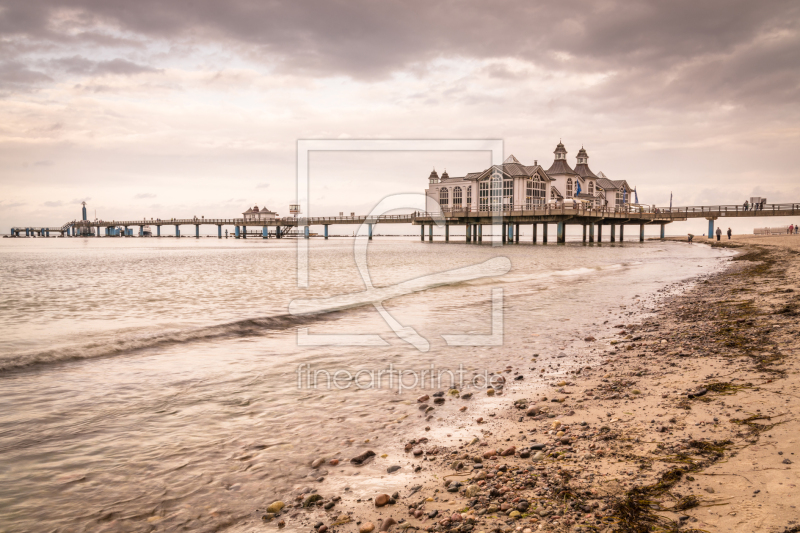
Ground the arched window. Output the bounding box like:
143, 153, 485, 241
439, 187, 449, 206
588, 181, 594, 195
479, 181, 489, 210
466, 186, 472, 207
566, 178, 573, 198
453, 186, 462, 207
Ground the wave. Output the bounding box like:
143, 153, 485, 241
0, 311, 348, 374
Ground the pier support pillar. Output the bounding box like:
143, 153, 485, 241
619, 225, 624, 242
276, 225, 280, 238
195, 225, 200, 238
157, 226, 161, 237
660, 223, 665, 239
324, 225, 328, 239
367, 224, 372, 240
639, 224, 645, 242
445, 224, 449, 242
515, 223, 520, 242
25, 228, 29, 237
478, 225, 482, 242
557, 222, 566, 243
473, 225, 478, 242
421, 225, 424, 241
542, 223, 548, 243
502, 223, 507, 243
532, 223, 537, 243
262, 226, 268, 239
466, 223, 471, 242
243, 225, 247, 238
707, 218, 714, 239
175, 225, 180, 238
610, 224, 616, 242
124, 226, 129, 236
235, 226, 240, 238
46, 229, 50, 237
597, 224, 602, 242
582, 225, 587, 242
305, 226, 310, 239
139, 225, 143, 237
589, 223, 594, 242
218, 225, 222, 239
428, 224, 433, 241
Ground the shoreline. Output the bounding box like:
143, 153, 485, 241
255, 236, 800, 533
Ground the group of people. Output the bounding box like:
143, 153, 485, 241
789, 224, 798, 234
714, 227, 733, 241
743, 199, 765, 211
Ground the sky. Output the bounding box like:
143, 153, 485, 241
1, 0, 799, 235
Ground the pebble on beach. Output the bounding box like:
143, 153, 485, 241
359, 522, 375, 533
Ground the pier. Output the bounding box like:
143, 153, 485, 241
9, 203, 800, 242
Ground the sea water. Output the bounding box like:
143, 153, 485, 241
0, 236, 731, 532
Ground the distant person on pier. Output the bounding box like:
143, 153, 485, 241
727, 227, 732, 239
715, 227, 722, 241
688, 234, 694, 243
743, 200, 749, 211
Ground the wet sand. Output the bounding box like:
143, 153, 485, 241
256, 236, 800, 533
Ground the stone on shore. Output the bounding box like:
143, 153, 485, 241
375, 494, 391, 507
350, 450, 376, 464
359, 522, 375, 533
266, 501, 285, 514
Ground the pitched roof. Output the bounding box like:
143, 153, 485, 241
551, 186, 563, 199
574, 163, 599, 179
546, 158, 578, 176
596, 177, 619, 190
503, 154, 521, 164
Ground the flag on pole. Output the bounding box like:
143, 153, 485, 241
576, 181, 582, 196
623, 188, 627, 204
670, 192, 673, 210
634, 187, 639, 204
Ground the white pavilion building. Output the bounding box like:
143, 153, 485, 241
424, 142, 636, 211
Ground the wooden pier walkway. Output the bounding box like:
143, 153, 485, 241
9, 203, 800, 242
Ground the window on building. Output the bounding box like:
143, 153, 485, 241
616, 191, 622, 207
503, 179, 513, 208
566, 178, 573, 198
439, 187, 449, 206
490, 175, 503, 210
453, 186, 462, 207
479, 181, 489, 210
588, 181, 594, 195
466, 186, 472, 207
527, 175, 546, 208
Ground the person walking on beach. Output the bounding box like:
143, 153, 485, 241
727, 227, 732, 239
744, 200, 749, 211
688, 234, 694, 243
715, 227, 722, 241
789, 224, 794, 235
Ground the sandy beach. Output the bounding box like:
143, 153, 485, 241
258, 234, 800, 533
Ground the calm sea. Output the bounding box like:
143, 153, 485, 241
0, 236, 731, 532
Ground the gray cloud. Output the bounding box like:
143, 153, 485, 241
0, 61, 51, 91
43, 200, 64, 207
1, 0, 797, 108
49, 56, 160, 76
134, 193, 156, 199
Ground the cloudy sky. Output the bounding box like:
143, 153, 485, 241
1, 0, 799, 234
